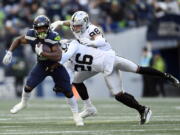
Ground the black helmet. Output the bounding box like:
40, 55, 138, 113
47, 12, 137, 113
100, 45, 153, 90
33, 15, 50, 39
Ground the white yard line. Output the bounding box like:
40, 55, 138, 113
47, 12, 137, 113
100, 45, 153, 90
0, 129, 180, 135
0, 126, 25, 128
0, 118, 11, 121
175, 106, 180, 110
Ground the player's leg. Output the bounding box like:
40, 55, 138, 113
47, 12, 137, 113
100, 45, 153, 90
73, 71, 98, 118
10, 64, 47, 114
104, 69, 152, 124
115, 56, 180, 87
51, 65, 84, 126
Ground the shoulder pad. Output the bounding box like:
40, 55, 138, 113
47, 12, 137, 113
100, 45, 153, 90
44, 31, 61, 45
48, 31, 61, 41
25, 29, 36, 41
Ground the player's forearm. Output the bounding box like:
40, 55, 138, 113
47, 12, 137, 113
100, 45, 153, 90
41, 51, 61, 61
8, 36, 24, 52
55, 20, 70, 27
63, 20, 70, 26
90, 37, 106, 47
60, 52, 73, 64
60, 41, 78, 64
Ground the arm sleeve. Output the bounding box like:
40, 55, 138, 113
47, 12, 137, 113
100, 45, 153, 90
90, 35, 106, 47
60, 40, 78, 64
24, 29, 36, 42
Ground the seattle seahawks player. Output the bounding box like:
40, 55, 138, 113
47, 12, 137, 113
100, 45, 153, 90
51, 11, 180, 124
2, 15, 84, 126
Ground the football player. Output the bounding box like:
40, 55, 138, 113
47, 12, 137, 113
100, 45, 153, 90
59, 39, 153, 125
51, 11, 180, 124
2, 15, 84, 126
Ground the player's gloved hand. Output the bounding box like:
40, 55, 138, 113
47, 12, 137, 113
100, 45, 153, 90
60, 39, 69, 50
50, 21, 63, 30
80, 38, 94, 46
2, 51, 12, 65
35, 44, 43, 55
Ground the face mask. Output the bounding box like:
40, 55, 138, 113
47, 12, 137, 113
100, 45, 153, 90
37, 32, 47, 39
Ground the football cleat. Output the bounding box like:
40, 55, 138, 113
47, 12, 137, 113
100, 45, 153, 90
79, 106, 97, 118
140, 107, 152, 125
10, 102, 27, 114
73, 113, 84, 126
165, 73, 180, 88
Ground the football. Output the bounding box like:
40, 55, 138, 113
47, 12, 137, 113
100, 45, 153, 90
43, 44, 51, 52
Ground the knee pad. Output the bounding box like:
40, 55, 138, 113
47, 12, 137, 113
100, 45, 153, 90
64, 91, 73, 98
73, 83, 84, 88
115, 92, 135, 102
115, 91, 124, 101
53, 86, 73, 98
24, 86, 33, 93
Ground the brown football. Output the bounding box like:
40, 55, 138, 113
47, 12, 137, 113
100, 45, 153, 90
43, 44, 51, 52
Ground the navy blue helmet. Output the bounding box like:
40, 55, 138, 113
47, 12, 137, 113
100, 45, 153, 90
33, 15, 50, 39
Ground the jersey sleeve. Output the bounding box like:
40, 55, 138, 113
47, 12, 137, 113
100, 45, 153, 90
88, 25, 103, 39
60, 40, 78, 64
49, 31, 61, 45
24, 29, 36, 43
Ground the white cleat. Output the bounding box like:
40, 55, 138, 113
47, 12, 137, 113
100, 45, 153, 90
140, 107, 152, 124
73, 113, 84, 126
79, 106, 97, 118
10, 102, 27, 114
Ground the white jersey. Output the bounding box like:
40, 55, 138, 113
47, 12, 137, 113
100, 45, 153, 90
60, 40, 115, 75
72, 24, 112, 51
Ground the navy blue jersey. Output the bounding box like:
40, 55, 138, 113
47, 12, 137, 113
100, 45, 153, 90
25, 29, 61, 65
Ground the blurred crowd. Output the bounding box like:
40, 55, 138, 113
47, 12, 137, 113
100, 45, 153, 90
0, 0, 180, 97
0, 0, 180, 39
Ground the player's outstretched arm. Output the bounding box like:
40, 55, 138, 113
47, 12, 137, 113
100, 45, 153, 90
9, 35, 28, 52
51, 20, 70, 30
60, 40, 78, 64
2, 35, 28, 65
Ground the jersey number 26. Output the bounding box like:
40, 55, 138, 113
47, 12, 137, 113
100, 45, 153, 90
74, 53, 93, 71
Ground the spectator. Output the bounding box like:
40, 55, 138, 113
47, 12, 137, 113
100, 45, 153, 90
150, 51, 166, 97
140, 46, 153, 97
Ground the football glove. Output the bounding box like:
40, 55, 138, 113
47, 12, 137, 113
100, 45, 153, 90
2, 51, 12, 65
35, 44, 43, 55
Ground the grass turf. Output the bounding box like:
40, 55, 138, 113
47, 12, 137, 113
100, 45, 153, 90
0, 98, 180, 135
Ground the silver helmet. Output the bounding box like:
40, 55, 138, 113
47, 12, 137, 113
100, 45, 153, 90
70, 11, 89, 33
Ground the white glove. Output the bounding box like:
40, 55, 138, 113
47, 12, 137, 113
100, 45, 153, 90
35, 44, 43, 55
50, 21, 64, 30
60, 39, 69, 50
79, 38, 94, 46
2, 51, 12, 65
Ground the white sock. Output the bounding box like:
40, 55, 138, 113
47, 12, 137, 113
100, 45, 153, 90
21, 90, 31, 104
83, 98, 93, 108
66, 96, 79, 113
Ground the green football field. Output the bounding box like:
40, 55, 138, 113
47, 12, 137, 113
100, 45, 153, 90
0, 98, 180, 135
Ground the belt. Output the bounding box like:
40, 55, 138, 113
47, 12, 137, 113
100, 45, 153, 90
45, 63, 61, 72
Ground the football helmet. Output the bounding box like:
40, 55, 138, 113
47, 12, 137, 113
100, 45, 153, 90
33, 15, 50, 39
70, 11, 89, 33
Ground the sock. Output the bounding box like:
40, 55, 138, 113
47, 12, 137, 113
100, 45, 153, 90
66, 96, 78, 113
73, 83, 89, 100
115, 92, 145, 114
83, 99, 93, 108
21, 90, 31, 104
137, 66, 166, 78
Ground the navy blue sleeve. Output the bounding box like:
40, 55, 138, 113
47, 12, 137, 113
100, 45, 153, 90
45, 31, 61, 46
25, 29, 36, 43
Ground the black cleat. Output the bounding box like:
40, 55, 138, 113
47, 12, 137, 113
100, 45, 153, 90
165, 73, 180, 88
140, 107, 152, 125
